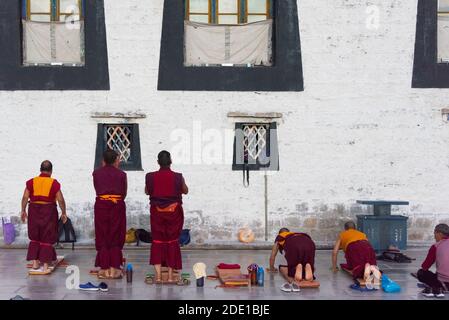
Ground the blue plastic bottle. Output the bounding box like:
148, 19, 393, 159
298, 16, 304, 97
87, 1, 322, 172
126, 264, 133, 283
257, 266, 264, 286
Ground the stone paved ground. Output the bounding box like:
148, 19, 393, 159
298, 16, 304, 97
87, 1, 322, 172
0, 248, 446, 300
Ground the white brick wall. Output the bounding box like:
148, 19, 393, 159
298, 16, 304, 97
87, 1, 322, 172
1, 0, 449, 246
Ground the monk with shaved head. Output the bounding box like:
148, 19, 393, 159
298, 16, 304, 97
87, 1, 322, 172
332, 221, 379, 285
93, 149, 127, 279
21, 160, 68, 274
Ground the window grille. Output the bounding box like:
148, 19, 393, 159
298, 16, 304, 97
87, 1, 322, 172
105, 126, 132, 163
243, 124, 267, 161
94, 124, 142, 171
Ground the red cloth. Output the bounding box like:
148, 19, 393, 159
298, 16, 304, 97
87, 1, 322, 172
150, 205, 184, 269
94, 200, 126, 269
26, 173, 61, 203
422, 244, 437, 270
148, 167, 184, 270
344, 240, 377, 279
26, 203, 58, 263
217, 263, 241, 269
93, 165, 127, 197
93, 165, 127, 270
146, 168, 183, 208
282, 233, 316, 278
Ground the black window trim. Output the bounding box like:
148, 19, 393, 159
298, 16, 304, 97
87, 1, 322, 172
232, 122, 279, 171
158, 0, 304, 91
0, 0, 109, 90
412, 0, 449, 88
94, 124, 143, 172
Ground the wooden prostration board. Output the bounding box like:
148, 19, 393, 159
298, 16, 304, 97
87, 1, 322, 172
28, 256, 65, 275
342, 267, 381, 287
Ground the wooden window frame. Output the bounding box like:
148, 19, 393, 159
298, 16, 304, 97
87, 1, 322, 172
25, 0, 84, 22
185, 0, 271, 24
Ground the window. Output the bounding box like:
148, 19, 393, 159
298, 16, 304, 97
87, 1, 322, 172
184, 0, 273, 67
186, 0, 272, 24
159, 0, 303, 91
24, 0, 84, 22
0, 1, 109, 90
232, 122, 279, 171
22, 0, 85, 66
412, 0, 449, 88
94, 124, 143, 171
438, 0, 449, 62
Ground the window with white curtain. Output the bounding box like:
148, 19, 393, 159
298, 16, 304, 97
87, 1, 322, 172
22, 0, 85, 66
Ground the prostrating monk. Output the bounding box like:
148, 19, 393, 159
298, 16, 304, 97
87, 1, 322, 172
93, 149, 127, 279
268, 228, 316, 292
145, 151, 188, 283
332, 221, 379, 283
21, 160, 68, 274
417, 224, 449, 298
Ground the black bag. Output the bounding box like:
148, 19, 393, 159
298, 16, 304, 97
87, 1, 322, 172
57, 217, 77, 250
136, 229, 152, 246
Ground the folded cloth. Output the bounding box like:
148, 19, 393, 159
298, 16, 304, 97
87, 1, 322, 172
217, 263, 241, 270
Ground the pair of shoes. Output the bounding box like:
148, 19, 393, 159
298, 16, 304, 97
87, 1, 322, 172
421, 287, 445, 298
79, 282, 109, 292
280, 282, 300, 292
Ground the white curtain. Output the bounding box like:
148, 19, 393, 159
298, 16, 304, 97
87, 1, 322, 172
23, 20, 84, 65
438, 15, 449, 62
184, 19, 273, 66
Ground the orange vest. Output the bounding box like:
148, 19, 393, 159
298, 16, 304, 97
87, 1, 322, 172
30, 176, 57, 203
339, 229, 368, 252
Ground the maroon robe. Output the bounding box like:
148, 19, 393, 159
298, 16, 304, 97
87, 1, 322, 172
92, 165, 127, 269
26, 173, 60, 263
276, 233, 316, 278
146, 168, 184, 270
341, 240, 377, 279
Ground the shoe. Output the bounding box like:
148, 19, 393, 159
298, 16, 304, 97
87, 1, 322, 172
79, 282, 99, 291
434, 288, 445, 298
98, 282, 109, 292
280, 283, 293, 292
291, 282, 301, 292
421, 287, 434, 297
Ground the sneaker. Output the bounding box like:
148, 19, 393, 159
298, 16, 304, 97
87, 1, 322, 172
421, 287, 434, 298
291, 282, 301, 292
98, 282, 109, 292
434, 288, 445, 298
79, 282, 99, 291
280, 283, 293, 292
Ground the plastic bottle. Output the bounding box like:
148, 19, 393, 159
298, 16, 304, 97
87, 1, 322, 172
126, 264, 133, 283
257, 266, 264, 286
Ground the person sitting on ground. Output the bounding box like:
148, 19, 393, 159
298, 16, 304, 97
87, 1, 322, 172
332, 221, 380, 286
268, 227, 316, 292
417, 223, 449, 298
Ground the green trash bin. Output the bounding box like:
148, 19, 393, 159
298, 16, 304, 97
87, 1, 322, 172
357, 215, 408, 252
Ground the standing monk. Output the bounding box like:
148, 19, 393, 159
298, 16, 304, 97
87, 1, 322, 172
332, 221, 379, 285
145, 151, 188, 283
21, 160, 68, 274
93, 149, 127, 279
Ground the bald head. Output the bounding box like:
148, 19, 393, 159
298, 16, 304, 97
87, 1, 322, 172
40, 160, 53, 173
344, 221, 356, 230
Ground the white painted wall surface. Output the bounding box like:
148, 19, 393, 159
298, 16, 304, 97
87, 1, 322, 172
1, 0, 448, 246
